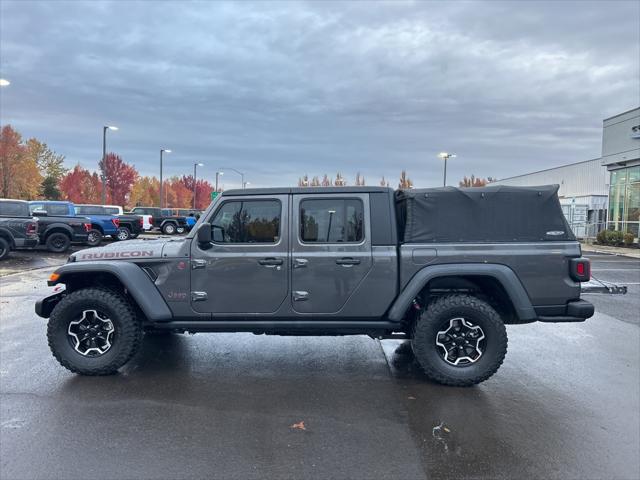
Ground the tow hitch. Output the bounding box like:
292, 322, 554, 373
581, 277, 628, 295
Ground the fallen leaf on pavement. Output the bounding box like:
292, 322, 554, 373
291, 421, 306, 430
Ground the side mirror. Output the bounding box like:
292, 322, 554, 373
196, 224, 212, 244
32, 209, 47, 217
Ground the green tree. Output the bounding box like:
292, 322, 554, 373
41, 175, 61, 199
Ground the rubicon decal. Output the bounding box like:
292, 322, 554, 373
79, 250, 154, 260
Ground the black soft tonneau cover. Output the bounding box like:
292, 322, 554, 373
395, 185, 575, 243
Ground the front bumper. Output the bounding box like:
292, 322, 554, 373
537, 299, 595, 323
35, 292, 64, 318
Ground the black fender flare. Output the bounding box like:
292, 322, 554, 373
42, 223, 74, 239
46, 261, 172, 321
0, 227, 15, 247
387, 263, 537, 322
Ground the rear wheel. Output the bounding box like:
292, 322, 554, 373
86, 229, 102, 247
115, 226, 131, 241
46, 232, 71, 253
162, 222, 176, 235
412, 294, 507, 386
47, 288, 142, 375
0, 237, 10, 260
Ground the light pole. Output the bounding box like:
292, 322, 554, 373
101, 125, 118, 205
438, 152, 456, 187
219, 167, 245, 188
215, 171, 224, 193
159, 149, 171, 208
193, 162, 204, 209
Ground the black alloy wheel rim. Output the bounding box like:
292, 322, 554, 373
67, 309, 115, 357
435, 317, 486, 366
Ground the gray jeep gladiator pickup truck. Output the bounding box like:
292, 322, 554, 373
36, 185, 594, 385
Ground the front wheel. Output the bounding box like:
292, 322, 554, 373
176, 226, 185, 234
86, 229, 102, 247
47, 288, 142, 375
162, 222, 176, 235
412, 294, 507, 386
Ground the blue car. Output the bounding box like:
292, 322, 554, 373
29, 201, 119, 246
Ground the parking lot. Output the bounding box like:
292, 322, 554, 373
0, 249, 638, 480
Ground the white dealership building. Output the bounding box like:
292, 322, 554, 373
492, 107, 640, 239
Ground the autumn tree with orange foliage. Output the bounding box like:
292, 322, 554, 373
0, 125, 43, 199
99, 153, 138, 205
59, 165, 103, 204
459, 175, 494, 187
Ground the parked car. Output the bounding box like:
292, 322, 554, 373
75, 204, 143, 241
24, 202, 91, 252
128, 206, 188, 234
103, 205, 124, 215
0, 199, 39, 260
162, 208, 203, 231
71, 204, 123, 245
38, 185, 595, 384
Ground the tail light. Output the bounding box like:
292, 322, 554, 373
139, 218, 143, 227
149, 216, 154, 226
111, 218, 120, 228
570, 258, 590, 282
26, 221, 38, 236
84, 223, 92, 232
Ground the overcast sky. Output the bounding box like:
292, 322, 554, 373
1, 1, 638, 189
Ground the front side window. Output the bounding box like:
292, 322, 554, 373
47, 204, 71, 216
104, 207, 120, 215
210, 200, 281, 243
300, 198, 364, 243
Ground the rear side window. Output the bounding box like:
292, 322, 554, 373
300, 199, 364, 243
75, 206, 106, 215
0, 202, 28, 216
210, 200, 281, 243
30, 203, 69, 216
104, 207, 120, 215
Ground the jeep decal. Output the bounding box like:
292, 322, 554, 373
80, 250, 154, 260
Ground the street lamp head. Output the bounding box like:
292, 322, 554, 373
106, 125, 118, 131
217, 171, 224, 176
0, 79, 10, 87
438, 152, 456, 159
196, 162, 204, 167
162, 149, 171, 153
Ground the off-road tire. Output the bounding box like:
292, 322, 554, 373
47, 288, 142, 375
176, 226, 185, 234
46, 232, 71, 253
115, 226, 131, 241
0, 237, 10, 260
86, 229, 102, 247
162, 222, 176, 235
412, 294, 507, 386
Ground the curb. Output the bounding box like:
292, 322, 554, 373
580, 244, 640, 259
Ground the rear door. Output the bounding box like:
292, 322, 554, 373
190, 194, 289, 314
291, 194, 372, 314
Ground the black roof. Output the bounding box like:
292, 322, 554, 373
221, 186, 393, 196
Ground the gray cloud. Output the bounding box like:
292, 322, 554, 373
1, 0, 638, 189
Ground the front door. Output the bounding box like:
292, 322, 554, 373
190, 195, 289, 314
291, 194, 372, 314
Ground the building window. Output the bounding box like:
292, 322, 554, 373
608, 166, 640, 239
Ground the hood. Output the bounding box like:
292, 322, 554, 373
70, 237, 185, 262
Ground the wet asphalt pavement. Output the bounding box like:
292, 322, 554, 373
0, 253, 638, 479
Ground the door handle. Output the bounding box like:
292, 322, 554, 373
336, 257, 360, 266
258, 258, 284, 267
294, 258, 308, 269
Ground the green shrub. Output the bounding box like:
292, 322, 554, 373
596, 229, 607, 245
605, 230, 624, 246
623, 232, 635, 246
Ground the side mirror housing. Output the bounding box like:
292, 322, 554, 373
196, 224, 212, 244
